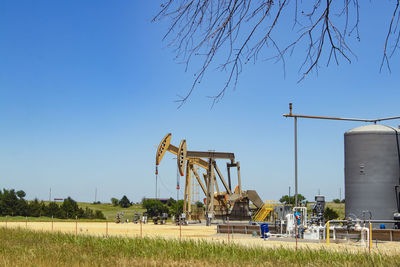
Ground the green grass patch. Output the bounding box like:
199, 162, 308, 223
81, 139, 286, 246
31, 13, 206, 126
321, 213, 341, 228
0, 227, 398, 266
0, 202, 146, 222
77, 202, 146, 220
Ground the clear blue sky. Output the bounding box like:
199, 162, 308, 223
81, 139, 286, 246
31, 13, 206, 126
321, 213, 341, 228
0, 1, 399, 203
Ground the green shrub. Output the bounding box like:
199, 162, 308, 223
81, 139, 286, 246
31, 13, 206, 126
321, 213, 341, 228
324, 207, 339, 221
142, 199, 169, 217
119, 195, 132, 208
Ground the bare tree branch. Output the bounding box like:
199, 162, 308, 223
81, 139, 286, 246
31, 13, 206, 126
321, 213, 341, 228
153, 1, 399, 106
381, 0, 400, 73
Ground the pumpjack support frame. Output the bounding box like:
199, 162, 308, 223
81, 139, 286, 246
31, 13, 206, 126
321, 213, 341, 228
155, 133, 263, 222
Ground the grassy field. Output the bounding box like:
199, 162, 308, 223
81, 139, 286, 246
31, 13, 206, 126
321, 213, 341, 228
0, 202, 146, 222
78, 202, 146, 220
0, 227, 398, 266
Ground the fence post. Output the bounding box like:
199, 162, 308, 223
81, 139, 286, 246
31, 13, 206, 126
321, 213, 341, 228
295, 222, 298, 250
179, 220, 182, 241
52, 216, 54, 231
106, 220, 108, 236
326, 221, 330, 245
227, 217, 230, 244
75, 216, 78, 235
140, 218, 143, 238
25, 216, 27, 228
369, 222, 372, 253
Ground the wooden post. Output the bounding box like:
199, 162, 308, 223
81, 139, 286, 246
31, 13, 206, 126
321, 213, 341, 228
179, 221, 182, 241
106, 220, 108, 236
227, 217, 230, 244
25, 216, 27, 228
326, 221, 330, 245
140, 218, 142, 238
51, 216, 54, 231
295, 222, 298, 250
369, 222, 372, 253
75, 216, 78, 235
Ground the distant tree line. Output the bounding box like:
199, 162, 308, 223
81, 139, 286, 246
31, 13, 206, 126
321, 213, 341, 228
0, 189, 105, 219
279, 194, 306, 205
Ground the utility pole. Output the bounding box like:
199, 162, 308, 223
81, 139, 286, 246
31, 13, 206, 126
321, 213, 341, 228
288, 186, 291, 205
339, 188, 342, 200
294, 115, 298, 207
95, 188, 97, 203
49, 188, 51, 202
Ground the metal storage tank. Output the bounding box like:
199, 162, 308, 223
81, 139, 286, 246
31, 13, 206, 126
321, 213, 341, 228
345, 124, 400, 225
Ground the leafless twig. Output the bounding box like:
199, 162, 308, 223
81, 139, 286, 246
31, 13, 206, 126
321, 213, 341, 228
153, 0, 398, 106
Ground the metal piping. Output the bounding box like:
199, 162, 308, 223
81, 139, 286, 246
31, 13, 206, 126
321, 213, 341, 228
328, 220, 400, 223
283, 113, 400, 124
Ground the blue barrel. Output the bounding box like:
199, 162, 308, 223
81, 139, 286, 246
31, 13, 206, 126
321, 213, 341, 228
260, 223, 269, 238
380, 224, 386, 229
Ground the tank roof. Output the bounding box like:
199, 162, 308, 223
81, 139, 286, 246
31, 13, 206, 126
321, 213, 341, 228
345, 124, 400, 135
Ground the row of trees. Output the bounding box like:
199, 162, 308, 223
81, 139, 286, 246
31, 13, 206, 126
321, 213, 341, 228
279, 194, 345, 205
279, 194, 306, 205
0, 189, 105, 219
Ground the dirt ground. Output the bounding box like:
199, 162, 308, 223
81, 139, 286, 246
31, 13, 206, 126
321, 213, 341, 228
3, 221, 400, 255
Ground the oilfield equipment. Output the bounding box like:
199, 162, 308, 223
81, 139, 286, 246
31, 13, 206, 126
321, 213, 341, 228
153, 105, 400, 243
220, 105, 400, 244
155, 133, 266, 224
284, 104, 400, 230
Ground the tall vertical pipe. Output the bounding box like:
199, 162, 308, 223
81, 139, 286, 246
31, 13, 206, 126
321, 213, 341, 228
294, 117, 298, 207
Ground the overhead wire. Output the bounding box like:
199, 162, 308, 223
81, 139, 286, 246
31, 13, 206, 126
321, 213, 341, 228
158, 174, 175, 195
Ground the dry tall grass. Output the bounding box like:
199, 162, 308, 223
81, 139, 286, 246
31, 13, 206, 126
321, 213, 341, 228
0, 227, 398, 266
